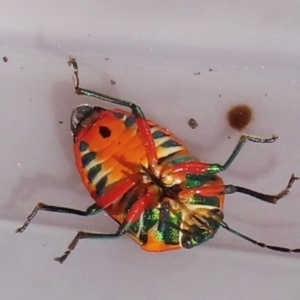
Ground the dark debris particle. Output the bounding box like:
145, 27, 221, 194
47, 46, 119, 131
209, 69, 213, 72
110, 79, 116, 85
105, 57, 109, 61
194, 71, 201, 75
188, 118, 198, 129
3, 56, 8, 63
59, 121, 63, 124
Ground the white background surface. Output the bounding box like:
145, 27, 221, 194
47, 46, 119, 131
1, 1, 300, 299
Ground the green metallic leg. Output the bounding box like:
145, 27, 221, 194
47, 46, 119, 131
207, 134, 277, 174
54, 227, 127, 264
68, 57, 159, 171
68, 57, 144, 117
55, 186, 156, 263
223, 173, 298, 204
16, 203, 101, 233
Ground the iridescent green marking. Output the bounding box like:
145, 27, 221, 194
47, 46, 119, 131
186, 174, 216, 188
168, 213, 180, 243
130, 208, 160, 236
81, 152, 97, 168
160, 211, 181, 244
130, 222, 139, 234
189, 195, 220, 207
87, 164, 102, 183
206, 164, 222, 174
141, 208, 160, 233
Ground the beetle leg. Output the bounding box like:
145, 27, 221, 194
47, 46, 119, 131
223, 173, 298, 204
173, 134, 278, 175
213, 134, 278, 172
157, 201, 172, 232
54, 230, 125, 264
68, 57, 158, 173
16, 177, 136, 233
179, 174, 298, 204
160, 134, 278, 180
16, 203, 101, 233
54, 185, 157, 263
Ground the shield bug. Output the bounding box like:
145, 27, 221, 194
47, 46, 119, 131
16, 58, 300, 263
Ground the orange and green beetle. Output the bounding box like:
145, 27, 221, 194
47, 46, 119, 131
16, 58, 300, 263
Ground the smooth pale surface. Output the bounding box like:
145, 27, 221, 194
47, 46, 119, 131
1, 1, 300, 300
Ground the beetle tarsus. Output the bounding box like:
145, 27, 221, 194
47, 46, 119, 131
54, 251, 70, 264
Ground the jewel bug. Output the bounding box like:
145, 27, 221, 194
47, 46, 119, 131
16, 57, 300, 263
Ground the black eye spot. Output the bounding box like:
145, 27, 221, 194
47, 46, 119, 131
99, 126, 111, 138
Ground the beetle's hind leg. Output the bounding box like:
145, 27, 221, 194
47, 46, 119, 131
223, 173, 299, 204
16, 203, 101, 233
54, 229, 125, 264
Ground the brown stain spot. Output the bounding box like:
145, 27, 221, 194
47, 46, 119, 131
110, 79, 116, 85
188, 118, 198, 129
3, 56, 8, 63
227, 104, 252, 131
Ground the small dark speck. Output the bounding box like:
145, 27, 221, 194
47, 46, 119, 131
3, 56, 8, 63
110, 79, 116, 85
194, 71, 201, 75
219, 94, 222, 97
118, 141, 121, 145
228, 136, 231, 139
59, 120, 63, 124
265, 94, 268, 97
209, 69, 213, 72
21, 67, 23, 70
105, 57, 109, 61
188, 118, 198, 129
